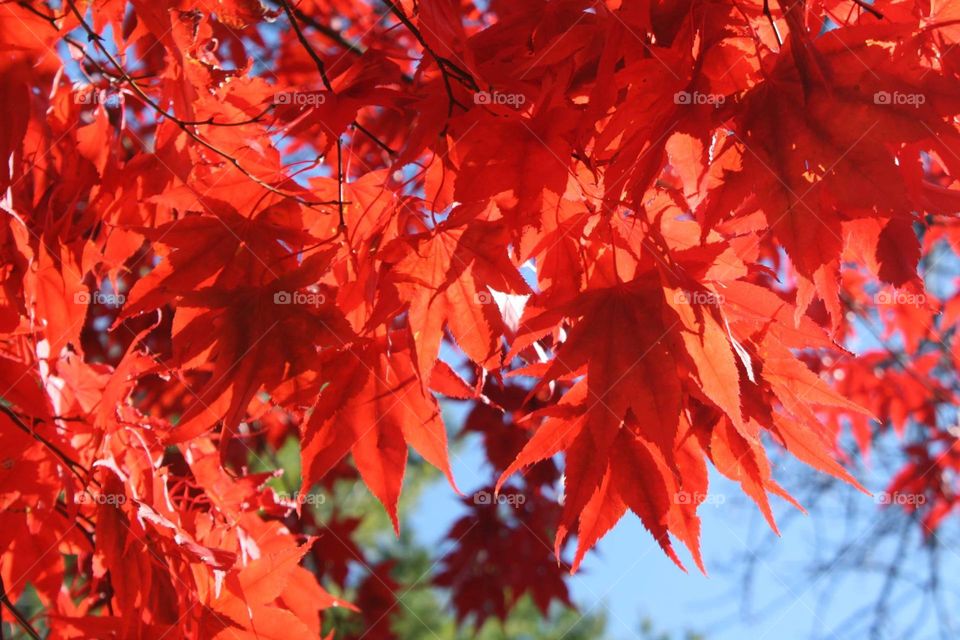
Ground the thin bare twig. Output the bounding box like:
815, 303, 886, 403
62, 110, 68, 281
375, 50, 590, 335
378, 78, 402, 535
277, 0, 334, 91
381, 0, 475, 123
0, 404, 93, 485
0, 578, 41, 640
275, 0, 398, 158
62, 0, 341, 211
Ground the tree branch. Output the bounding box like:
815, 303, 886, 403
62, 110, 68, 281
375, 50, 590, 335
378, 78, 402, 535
0, 578, 41, 640
0, 404, 93, 485
62, 0, 341, 211
381, 0, 475, 122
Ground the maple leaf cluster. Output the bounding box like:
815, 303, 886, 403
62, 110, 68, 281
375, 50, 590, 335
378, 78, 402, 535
2, 0, 960, 636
